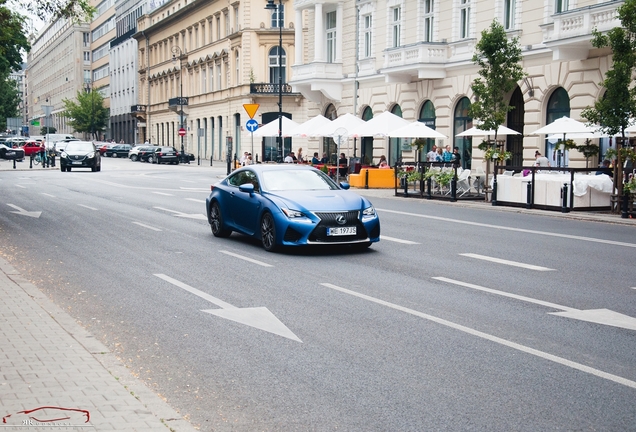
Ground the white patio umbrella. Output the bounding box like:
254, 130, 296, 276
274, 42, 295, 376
348, 111, 410, 138
253, 116, 300, 137
321, 113, 367, 137
456, 124, 521, 137
531, 116, 597, 140
389, 121, 447, 139
625, 123, 636, 134
287, 115, 332, 138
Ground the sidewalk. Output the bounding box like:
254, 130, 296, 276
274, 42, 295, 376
0, 257, 197, 431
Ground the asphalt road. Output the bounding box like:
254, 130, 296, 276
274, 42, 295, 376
1, 158, 635, 431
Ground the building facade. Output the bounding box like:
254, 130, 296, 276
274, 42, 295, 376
289, 0, 624, 169
133, 0, 303, 162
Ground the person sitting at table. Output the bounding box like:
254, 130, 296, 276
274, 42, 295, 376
378, 155, 389, 168
338, 153, 348, 177
596, 159, 613, 177
311, 152, 321, 165
284, 152, 295, 163
320, 152, 329, 164
534, 151, 550, 167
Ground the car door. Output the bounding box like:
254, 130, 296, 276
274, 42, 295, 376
231, 170, 262, 234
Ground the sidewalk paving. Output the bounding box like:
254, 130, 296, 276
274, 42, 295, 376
0, 257, 198, 431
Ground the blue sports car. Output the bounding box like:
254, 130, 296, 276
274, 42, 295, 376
205, 164, 380, 251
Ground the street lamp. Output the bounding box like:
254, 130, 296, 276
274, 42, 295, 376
265, 0, 283, 162
172, 46, 186, 163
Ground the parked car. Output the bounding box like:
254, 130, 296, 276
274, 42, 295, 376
104, 144, 132, 158
59, 141, 101, 172
128, 145, 151, 161
139, 146, 161, 162
52, 138, 80, 154
97, 143, 114, 155
19, 140, 45, 157
205, 164, 381, 251
0, 143, 25, 160
147, 146, 180, 164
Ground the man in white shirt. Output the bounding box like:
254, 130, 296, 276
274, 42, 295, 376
284, 152, 295, 163
426, 145, 438, 162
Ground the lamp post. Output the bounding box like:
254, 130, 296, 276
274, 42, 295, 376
265, 0, 283, 162
172, 46, 186, 163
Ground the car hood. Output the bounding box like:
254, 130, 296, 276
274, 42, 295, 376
63, 149, 95, 155
265, 189, 369, 212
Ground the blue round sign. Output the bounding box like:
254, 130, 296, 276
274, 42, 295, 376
246, 119, 259, 132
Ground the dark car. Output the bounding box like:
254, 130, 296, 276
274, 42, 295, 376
139, 146, 162, 162
205, 165, 381, 252
59, 141, 101, 172
147, 146, 179, 164
104, 144, 132, 158
0, 143, 25, 160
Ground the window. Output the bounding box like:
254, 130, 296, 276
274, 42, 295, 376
363, 15, 372, 58
216, 16, 220, 40
209, 65, 214, 92
216, 61, 222, 90
391, 7, 401, 48
235, 51, 240, 84
269, 46, 286, 84
93, 64, 110, 81
271, 4, 284, 28
326, 11, 337, 63
83, 32, 90, 47
224, 11, 229, 36
504, 0, 515, 30
202, 67, 206, 93
460, 0, 470, 39
234, 6, 239, 32
92, 42, 110, 61
555, 0, 569, 13
423, 0, 434, 42
92, 16, 115, 41
83, 51, 90, 63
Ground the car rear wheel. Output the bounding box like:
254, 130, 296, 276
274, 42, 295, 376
112, 153, 117, 158
260, 212, 278, 252
147, 155, 155, 163
210, 202, 231, 237
130, 155, 138, 161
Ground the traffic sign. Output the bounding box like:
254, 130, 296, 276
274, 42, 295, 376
178, 127, 186, 137
246, 119, 259, 133
243, 104, 259, 119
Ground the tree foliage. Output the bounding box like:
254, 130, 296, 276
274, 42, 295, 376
0, 4, 29, 76
62, 90, 109, 140
0, 77, 20, 130
468, 20, 525, 142
11, 0, 95, 23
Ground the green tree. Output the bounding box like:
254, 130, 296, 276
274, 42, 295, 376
581, 0, 636, 204
10, 0, 95, 23
62, 90, 109, 140
0, 76, 20, 131
0, 4, 29, 76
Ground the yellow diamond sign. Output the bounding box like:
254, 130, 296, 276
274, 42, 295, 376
243, 104, 259, 119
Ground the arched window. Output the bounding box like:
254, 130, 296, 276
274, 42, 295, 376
453, 97, 472, 169
389, 105, 404, 166
323, 104, 338, 164
506, 86, 524, 166
361, 107, 374, 165
546, 87, 570, 166
269, 46, 286, 84
418, 101, 436, 162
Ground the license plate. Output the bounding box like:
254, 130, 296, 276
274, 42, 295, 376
72, 161, 82, 165
327, 226, 356, 236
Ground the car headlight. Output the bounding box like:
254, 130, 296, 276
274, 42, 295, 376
60, 152, 68, 158
87, 152, 95, 158
362, 206, 376, 217
281, 208, 304, 218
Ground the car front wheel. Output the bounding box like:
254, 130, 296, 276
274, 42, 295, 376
260, 212, 278, 252
112, 153, 117, 158
147, 155, 154, 163
130, 155, 138, 161
210, 202, 231, 237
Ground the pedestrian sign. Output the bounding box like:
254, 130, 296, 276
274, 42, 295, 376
243, 104, 259, 119
246, 119, 259, 133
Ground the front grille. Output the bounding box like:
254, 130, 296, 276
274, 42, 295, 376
71, 155, 86, 161
309, 211, 367, 242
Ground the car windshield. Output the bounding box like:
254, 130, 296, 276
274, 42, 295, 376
65, 142, 94, 152
261, 169, 339, 191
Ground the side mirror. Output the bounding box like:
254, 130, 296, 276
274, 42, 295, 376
339, 182, 350, 190
239, 183, 255, 194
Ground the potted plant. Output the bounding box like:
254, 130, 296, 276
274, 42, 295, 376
577, 139, 600, 168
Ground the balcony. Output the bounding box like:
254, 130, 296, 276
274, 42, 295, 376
250, 83, 294, 95
541, 1, 623, 60
381, 42, 447, 83
289, 62, 344, 103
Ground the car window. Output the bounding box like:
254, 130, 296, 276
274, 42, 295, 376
261, 169, 338, 191
64, 142, 95, 152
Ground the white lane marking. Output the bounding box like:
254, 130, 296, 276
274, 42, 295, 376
377, 208, 636, 248
15, 184, 26, 189
380, 235, 420, 245
433, 277, 636, 331
180, 187, 210, 191
459, 253, 554, 271
41, 193, 55, 198
77, 204, 97, 211
154, 206, 207, 220
186, 198, 206, 203
152, 191, 174, 196
320, 282, 636, 389
154, 274, 300, 342
132, 221, 161, 231
219, 250, 274, 267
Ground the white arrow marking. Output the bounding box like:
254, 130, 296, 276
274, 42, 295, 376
433, 277, 636, 331
154, 274, 301, 342
7, 204, 41, 218
320, 282, 636, 389
154, 206, 207, 220
460, 253, 554, 271
380, 235, 420, 245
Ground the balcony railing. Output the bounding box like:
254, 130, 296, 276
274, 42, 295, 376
250, 83, 293, 95
541, 2, 622, 44
130, 104, 146, 113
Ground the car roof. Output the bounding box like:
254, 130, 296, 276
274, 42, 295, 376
237, 164, 319, 173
